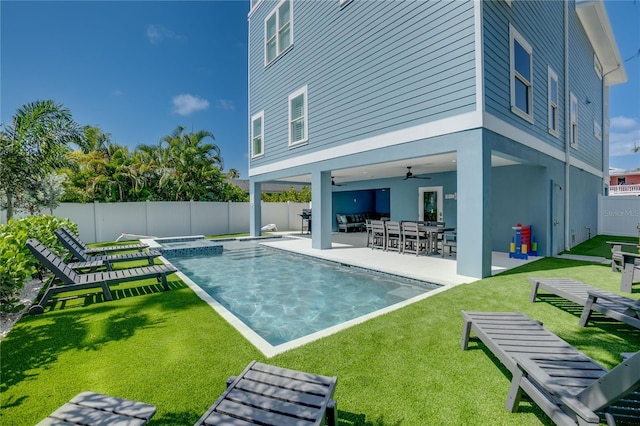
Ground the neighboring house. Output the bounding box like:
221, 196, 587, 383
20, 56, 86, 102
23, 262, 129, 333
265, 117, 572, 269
247, 0, 626, 278
608, 169, 640, 196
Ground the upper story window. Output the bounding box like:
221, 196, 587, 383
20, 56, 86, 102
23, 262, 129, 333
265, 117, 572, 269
509, 25, 534, 123
251, 111, 264, 158
594, 120, 602, 141
594, 55, 603, 80
265, 0, 292, 66
548, 67, 559, 137
288, 85, 308, 147
570, 92, 578, 148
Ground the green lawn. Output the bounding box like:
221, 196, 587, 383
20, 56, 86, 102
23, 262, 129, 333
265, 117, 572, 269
1, 239, 639, 425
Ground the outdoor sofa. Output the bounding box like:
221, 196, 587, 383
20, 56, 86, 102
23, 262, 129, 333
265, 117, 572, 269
336, 213, 386, 232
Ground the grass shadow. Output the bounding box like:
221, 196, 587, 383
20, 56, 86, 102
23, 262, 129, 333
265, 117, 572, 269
40, 279, 187, 314
337, 410, 403, 426
0, 305, 160, 392
496, 257, 611, 277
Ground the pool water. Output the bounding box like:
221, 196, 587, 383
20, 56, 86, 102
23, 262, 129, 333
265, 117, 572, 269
169, 240, 440, 346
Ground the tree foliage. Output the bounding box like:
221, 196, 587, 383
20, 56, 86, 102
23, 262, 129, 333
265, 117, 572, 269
60, 125, 247, 202
262, 186, 311, 202
0, 100, 83, 219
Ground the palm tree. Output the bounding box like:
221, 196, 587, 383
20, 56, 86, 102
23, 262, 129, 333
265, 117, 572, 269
227, 168, 240, 178
157, 126, 224, 200
79, 126, 115, 159
0, 100, 83, 219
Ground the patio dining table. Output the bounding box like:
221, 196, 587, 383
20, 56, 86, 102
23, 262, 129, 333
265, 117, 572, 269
417, 224, 455, 254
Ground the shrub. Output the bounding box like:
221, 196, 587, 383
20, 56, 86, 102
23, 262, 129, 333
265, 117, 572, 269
0, 215, 77, 312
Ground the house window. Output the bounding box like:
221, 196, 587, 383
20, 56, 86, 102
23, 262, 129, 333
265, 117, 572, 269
251, 111, 264, 158
594, 120, 602, 141
570, 92, 578, 148
510, 25, 533, 122
288, 86, 308, 147
617, 177, 626, 185
548, 67, 559, 136
594, 55, 603, 80
265, 0, 292, 66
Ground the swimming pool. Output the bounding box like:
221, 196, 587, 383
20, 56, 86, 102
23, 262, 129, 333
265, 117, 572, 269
167, 239, 440, 353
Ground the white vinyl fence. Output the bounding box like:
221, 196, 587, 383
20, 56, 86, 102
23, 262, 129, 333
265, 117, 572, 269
2, 196, 637, 243
598, 195, 640, 238
1, 201, 310, 244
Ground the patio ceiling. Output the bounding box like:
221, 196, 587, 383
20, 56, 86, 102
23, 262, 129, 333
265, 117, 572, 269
277, 152, 520, 184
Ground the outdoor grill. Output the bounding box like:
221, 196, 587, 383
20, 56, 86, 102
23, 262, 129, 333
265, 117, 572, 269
299, 209, 312, 234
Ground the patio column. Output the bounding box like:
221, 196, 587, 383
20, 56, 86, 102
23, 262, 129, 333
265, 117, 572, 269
456, 141, 492, 278
249, 180, 262, 237
311, 171, 332, 249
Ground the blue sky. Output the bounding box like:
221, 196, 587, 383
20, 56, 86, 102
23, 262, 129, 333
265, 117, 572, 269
1, 1, 639, 177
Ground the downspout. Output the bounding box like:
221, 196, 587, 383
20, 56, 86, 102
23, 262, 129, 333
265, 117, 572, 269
563, 0, 571, 251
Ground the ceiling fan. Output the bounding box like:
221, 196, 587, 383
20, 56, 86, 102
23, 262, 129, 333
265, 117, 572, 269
332, 177, 344, 186
402, 166, 430, 180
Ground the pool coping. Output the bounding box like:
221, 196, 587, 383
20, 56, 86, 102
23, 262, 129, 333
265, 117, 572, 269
156, 236, 455, 358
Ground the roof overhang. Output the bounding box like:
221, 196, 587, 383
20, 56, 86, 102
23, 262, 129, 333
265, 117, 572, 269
575, 0, 627, 86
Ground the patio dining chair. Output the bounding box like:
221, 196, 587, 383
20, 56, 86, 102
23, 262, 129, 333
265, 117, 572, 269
384, 221, 402, 253
371, 220, 386, 250
365, 219, 373, 248
401, 221, 427, 256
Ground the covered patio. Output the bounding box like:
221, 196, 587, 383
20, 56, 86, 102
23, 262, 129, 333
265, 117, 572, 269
263, 231, 538, 287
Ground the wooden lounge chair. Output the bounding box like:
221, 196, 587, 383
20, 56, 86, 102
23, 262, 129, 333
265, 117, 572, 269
59, 226, 149, 255
36, 391, 156, 426
195, 360, 338, 426
618, 252, 640, 293
55, 228, 161, 270
528, 277, 640, 329
460, 311, 640, 425
26, 238, 176, 315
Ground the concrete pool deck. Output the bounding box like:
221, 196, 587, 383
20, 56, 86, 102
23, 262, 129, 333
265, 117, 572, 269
261, 231, 540, 287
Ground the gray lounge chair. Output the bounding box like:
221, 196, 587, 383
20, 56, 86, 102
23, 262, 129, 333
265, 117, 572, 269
528, 277, 640, 329
618, 251, 640, 293
55, 228, 161, 270
195, 360, 338, 426
36, 391, 156, 426
460, 311, 640, 425
59, 226, 148, 255
26, 238, 176, 315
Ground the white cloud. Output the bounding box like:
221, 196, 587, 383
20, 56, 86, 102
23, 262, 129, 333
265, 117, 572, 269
610, 116, 639, 132
216, 99, 235, 111
146, 24, 186, 45
609, 115, 640, 157
172, 94, 210, 116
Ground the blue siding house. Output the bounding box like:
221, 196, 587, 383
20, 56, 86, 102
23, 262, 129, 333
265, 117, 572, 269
247, 0, 626, 279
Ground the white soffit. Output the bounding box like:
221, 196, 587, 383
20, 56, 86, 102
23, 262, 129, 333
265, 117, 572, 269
575, 0, 627, 85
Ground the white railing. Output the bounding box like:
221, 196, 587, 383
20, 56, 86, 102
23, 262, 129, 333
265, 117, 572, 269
609, 184, 640, 196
